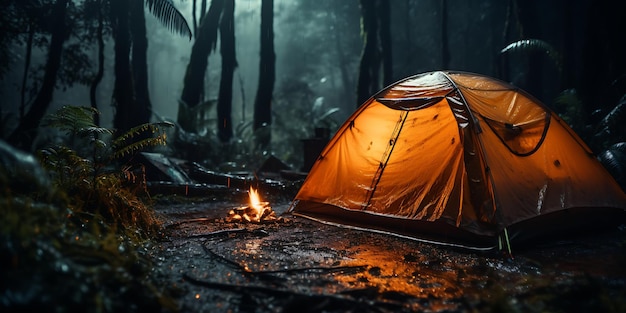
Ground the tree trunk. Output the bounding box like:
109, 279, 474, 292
331, 11, 353, 105
497, 0, 515, 80
440, 0, 450, 69
253, 0, 275, 149
111, 0, 135, 135
8, 0, 69, 150
200, 0, 208, 25
217, 0, 237, 143
89, 0, 105, 126
581, 0, 626, 117
378, 0, 393, 86
192, 0, 197, 36
20, 23, 35, 120
178, 0, 224, 133
130, 0, 152, 127
356, 0, 379, 107
515, 1, 543, 100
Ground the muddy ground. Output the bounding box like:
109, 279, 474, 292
148, 191, 626, 313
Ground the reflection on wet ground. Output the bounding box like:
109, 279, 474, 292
154, 198, 626, 312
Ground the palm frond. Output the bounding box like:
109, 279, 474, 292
500, 39, 562, 73
145, 0, 192, 39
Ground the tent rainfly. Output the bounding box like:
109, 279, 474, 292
289, 71, 626, 250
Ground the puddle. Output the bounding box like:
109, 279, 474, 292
155, 199, 626, 312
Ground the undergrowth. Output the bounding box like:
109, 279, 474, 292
0, 106, 179, 312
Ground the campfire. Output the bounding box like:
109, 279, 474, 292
226, 187, 279, 223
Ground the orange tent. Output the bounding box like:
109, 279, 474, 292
289, 71, 626, 250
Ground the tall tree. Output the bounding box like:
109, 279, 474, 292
200, 0, 208, 25
178, 0, 225, 133
192, 0, 197, 36
115, 0, 190, 135
378, 0, 392, 86
514, 1, 544, 100
217, 0, 237, 143
110, 0, 135, 135
253, 0, 275, 148
356, 0, 378, 107
440, 0, 450, 69
20, 21, 35, 120
581, 0, 626, 117
89, 0, 105, 126
355, 0, 392, 107
8, 0, 70, 150
130, 0, 152, 129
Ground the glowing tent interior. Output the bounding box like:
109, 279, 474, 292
289, 71, 626, 250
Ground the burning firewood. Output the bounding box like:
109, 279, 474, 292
226, 187, 280, 223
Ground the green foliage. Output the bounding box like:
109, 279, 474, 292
554, 89, 586, 135
41, 105, 109, 137
38, 106, 172, 235
0, 105, 179, 311
112, 121, 173, 160
0, 195, 177, 312
598, 143, 626, 190
596, 95, 626, 142
145, 0, 192, 39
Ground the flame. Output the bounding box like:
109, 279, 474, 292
248, 187, 264, 215
225, 186, 279, 223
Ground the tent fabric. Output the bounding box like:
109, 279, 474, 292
289, 71, 626, 249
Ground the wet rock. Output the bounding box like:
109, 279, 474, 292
0, 140, 51, 195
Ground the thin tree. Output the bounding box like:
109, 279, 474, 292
116, 0, 191, 135
378, 0, 392, 86
512, 0, 551, 102
355, 0, 392, 107
110, 0, 134, 135
440, 0, 450, 69
20, 21, 35, 120
89, 0, 105, 126
192, 0, 197, 35
178, 0, 225, 133
217, 0, 237, 143
130, 0, 152, 129
581, 0, 626, 117
200, 0, 208, 25
8, 0, 70, 150
356, 0, 380, 106
253, 0, 275, 148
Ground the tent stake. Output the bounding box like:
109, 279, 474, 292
504, 227, 513, 259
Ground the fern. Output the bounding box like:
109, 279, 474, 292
37, 106, 172, 234
113, 132, 168, 159
39, 145, 93, 189
111, 121, 173, 160
41, 106, 100, 135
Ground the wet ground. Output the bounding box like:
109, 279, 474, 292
151, 195, 626, 313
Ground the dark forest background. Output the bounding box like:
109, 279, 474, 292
1, 0, 625, 174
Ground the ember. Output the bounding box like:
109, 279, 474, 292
226, 187, 279, 223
